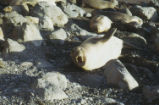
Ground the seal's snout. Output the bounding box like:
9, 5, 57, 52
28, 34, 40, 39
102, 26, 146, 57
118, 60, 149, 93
70, 47, 86, 67
76, 56, 83, 64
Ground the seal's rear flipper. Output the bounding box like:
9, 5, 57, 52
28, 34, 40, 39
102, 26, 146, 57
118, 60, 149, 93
102, 28, 117, 42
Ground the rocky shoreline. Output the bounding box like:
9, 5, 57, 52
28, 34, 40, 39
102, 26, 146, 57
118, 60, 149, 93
0, 0, 159, 105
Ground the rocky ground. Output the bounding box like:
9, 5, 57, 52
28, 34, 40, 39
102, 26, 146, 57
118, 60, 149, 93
0, 0, 159, 105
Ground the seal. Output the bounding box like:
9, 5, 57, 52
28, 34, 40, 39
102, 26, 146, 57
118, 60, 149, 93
70, 28, 123, 71
90, 15, 112, 33
82, 0, 118, 9
92, 10, 143, 26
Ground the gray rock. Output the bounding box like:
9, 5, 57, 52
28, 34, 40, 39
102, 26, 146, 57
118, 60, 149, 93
35, 72, 68, 100
39, 16, 54, 31
143, 85, 159, 102
48, 28, 67, 44
3, 5, 29, 15
22, 23, 43, 46
32, 2, 68, 27
61, 3, 86, 18
130, 5, 158, 21
67, 24, 98, 40
25, 16, 39, 24
20, 61, 33, 67
4, 38, 26, 53
104, 60, 139, 90
2, 11, 27, 39
150, 0, 159, 8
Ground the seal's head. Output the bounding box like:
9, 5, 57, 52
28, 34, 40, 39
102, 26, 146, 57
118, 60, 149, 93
90, 15, 112, 33
70, 46, 86, 67
131, 16, 143, 26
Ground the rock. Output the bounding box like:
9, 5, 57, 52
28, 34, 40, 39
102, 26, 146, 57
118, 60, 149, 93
25, 16, 39, 24
48, 28, 67, 44
2, 11, 27, 39
0, 27, 4, 40
143, 85, 159, 102
104, 59, 139, 90
61, 3, 86, 18
4, 38, 25, 53
150, 0, 159, 8
22, 23, 43, 46
35, 72, 68, 100
20, 61, 33, 67
39, 16, 54, 31
32, 2, 68, 27
130, 5, 158, 21
68, 24, 98, 40
3, 5, 29, 15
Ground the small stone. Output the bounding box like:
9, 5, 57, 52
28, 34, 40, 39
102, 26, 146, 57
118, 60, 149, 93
32, 2, 68, 27
35, 72, 68, 100
0, 27, 4, 40
39, 16, 54, 31
25, 16, 39, 24
22, 23, 43, 46
20, 61, 33, 67
48, 28, 67, 44
61, 3, 86, 18
130, 5, 158, 21
104, 59, 139, 90
4, 38, 26, 53
143, 85, 159, 102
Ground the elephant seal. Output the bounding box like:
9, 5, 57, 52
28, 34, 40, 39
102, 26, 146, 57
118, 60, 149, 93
82, 0, 118, 9
92, 10, 143, 26
90, 15, 112, 33
70, 28, 123, 71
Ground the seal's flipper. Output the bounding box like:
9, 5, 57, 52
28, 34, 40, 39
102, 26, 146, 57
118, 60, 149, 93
101, 28, 117, 42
